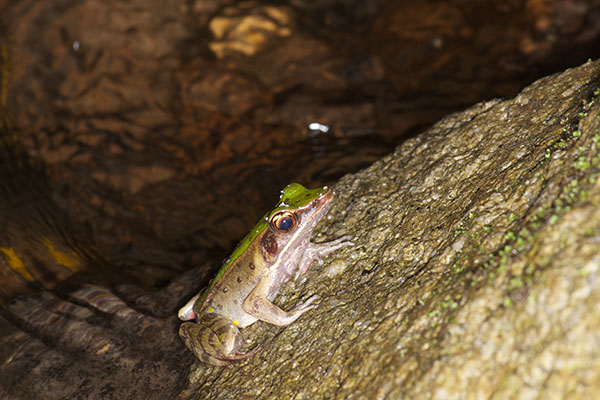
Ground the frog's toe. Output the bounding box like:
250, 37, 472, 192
228, 345, 261, 361
293, 294, 319, 311
212, 345, 261, 368
330, 234, 352, 243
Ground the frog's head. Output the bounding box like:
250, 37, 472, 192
269, 183, 331, 232
201, 183, 334, 293
259, 183, 333, 260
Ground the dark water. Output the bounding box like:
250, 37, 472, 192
1, 0, 599, 296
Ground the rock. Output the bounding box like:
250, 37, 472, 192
2, 56, 600, 398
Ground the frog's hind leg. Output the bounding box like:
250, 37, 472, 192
179, 313, 258, 367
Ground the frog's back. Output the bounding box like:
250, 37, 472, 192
199, 238, 266, 327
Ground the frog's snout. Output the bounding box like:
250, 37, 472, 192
316, 188, 333, 206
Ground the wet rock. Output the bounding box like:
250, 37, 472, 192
0, 284, 194, 399
208, 3, 294, 58
2, 55, 600, 400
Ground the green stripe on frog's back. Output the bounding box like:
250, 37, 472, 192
198, 183, 329, 307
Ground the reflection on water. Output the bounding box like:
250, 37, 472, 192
1, 0, 599, 293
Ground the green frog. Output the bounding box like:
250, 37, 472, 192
178, 183, 352, 366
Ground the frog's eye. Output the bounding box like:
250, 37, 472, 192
270, 211, 297, 233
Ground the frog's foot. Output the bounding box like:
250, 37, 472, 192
243, 288, 319, 326
179, 313, 255, 367
295, 235, 353, 279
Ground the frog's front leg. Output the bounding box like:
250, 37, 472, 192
295, 235, 353, 279
242, 277, 319, 326
179, 313, 257, 367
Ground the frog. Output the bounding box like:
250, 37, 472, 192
178, 183, 352, 366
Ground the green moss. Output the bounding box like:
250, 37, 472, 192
508, 277, 524, 290
428, 309, 440, 317
454, 223, 467, 235
518, 227, 531, 238
504, 231, 516, 241
574, 156, 591, 170
424, 96, 600, 336
525, 262, 535, 274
